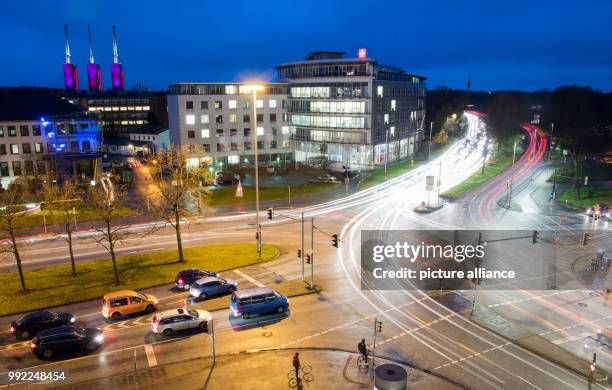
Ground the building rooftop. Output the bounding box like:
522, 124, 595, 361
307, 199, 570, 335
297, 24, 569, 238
0, 94, 84, 121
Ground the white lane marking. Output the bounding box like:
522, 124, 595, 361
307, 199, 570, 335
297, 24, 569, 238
517, 375, 543, 390
551, 331, 592, 345
233, 269, 264, 287
144, 344, 157, 367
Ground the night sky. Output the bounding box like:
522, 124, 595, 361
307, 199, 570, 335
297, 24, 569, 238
2, 0, 611, 92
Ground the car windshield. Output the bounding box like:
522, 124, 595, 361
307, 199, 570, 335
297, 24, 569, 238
74, 328, 86, 338
186, 308, 198, 317
218, 277, 227, 284
137, 293, 147, 300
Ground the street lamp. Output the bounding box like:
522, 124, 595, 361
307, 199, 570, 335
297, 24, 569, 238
245, 84, 265, 256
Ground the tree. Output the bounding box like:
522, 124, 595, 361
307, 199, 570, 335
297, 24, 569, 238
43, 178, 81, 276
541, 86, 610, 199
86, 183, 128, 284
433, 129, 449, 145
148, 146, 213, 263
485, 92, 530, 143
0, 178, 39, 291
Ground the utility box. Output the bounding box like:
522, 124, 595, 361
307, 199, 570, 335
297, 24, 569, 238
374, 364, 407, 390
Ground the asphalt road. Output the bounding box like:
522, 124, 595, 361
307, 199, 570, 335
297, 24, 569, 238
0, 115, 610, 389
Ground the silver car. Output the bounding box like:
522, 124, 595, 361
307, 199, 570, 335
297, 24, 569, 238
151, 308, 211, 335
189, 276, 238, 300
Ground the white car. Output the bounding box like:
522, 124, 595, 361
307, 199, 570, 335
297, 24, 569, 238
311, 174, 339, 183
151, 308, 211, 335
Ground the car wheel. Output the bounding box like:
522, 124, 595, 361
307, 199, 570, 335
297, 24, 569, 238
242, 312, 250, 319
199, 293, 208, 300
111, 312, 121, 321
163, 328, 173, 336
20, 330, 30, 339
145, 304, 155, 314
42, 349, 53, 359
183, 284, 190, 291
277, 306, 286, 313
199, 322, 208, 331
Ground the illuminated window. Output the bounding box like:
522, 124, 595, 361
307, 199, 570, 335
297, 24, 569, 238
281, 126, 289, 135
127, 106, 135, 111
256, 100, 264, 109
377, 86, 383, 97
120, 106, 127, 111
257, 127, 264, 136
136, 120, 144, 124
390, 126, 395, 136
228, 155, 239, 164
10, 144, 19, 154
200, 115, 209, 124
201, 129, 210, 138
185, 115, 195, 125
282, 140, 289, 148
121, 120, 129, 125
143, 106, 150, 111
225, 85, 237, 94
384, 114, 389, 124
229, 114, 237, 123
135, 106, 143, 111
112, 107, 119, 111
214, 101, 223, 109
391, 100, 396, 111
88, 107, 96, 111
228, 100, 237, 109
104, 107, 111, 111
269, 100, 277, 109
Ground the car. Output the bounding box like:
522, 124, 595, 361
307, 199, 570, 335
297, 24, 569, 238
102, 290, 158, 320
151, 307, 211, 335
31, 326, 104, 359
189, 276, 237, 300
597, 327, 612, 346
315, 174, 339, 183
216, 171, 239, 185
266, 165, 276, 174
10, 310, 76, 339
230, 287, 289, 319
587, 204, 610, 220
175, 269, 218, 290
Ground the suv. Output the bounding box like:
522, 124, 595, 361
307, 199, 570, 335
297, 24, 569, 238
151, 308, 211, 335
189, 276, 237, 300
175, 269, 218, 290
102, 290, 158, 320
10, 310, 76, 339
230, 287, 289, 319
31, 326, 104, 359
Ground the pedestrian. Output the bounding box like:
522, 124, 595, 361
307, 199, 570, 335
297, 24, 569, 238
292, 352, 301, 378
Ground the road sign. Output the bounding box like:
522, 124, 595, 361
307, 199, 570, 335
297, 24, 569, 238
425, 175, 435, 191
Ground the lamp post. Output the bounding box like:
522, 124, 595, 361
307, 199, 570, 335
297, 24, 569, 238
247, 85, 264, 256
428, 121, 433, 160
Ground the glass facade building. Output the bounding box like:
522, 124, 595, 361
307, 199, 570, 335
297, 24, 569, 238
277, 51, 426, 168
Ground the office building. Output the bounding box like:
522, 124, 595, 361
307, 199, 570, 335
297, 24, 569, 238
277, 50, 426, 168
167, 83, 292, 169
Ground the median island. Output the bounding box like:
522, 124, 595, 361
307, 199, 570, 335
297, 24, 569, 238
0, 243, 278, 316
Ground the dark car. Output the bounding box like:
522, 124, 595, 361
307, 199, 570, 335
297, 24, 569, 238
10, 310, 76, 339
189, 276, 238, 300
587, 204, 610, 220
31, 326, 104, 359
175, 269, 218, 290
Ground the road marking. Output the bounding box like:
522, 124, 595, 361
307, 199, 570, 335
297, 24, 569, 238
551, 331, 592, 345
233, 269, 265, 287
144, 344, 158, 367
517, 375, 543, 390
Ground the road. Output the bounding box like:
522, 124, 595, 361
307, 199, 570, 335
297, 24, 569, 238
0, 113, 610, 389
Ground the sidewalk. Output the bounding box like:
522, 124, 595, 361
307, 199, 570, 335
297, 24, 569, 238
54, 349, 462, 390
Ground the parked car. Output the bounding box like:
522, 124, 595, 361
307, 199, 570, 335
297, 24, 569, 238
151, 308, 211, 335
587, 204, 610, 220
102, 290, 158, 320
216, 171, 239, 185
189, 276, 237, 300
10, 310, 76, 339
311, 174, 339, 183
175, 269, 218, 290
230, 287, 289, 319
31, 326, 104, 359
597, 327, 612, 346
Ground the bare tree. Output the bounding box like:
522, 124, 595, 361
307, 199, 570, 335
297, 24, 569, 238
86, 183, 129, 284
0, 178, 39, 291
43, 178, 81, 276
148, 146, 213, 263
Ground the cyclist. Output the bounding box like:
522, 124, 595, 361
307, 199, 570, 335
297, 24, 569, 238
358, 339, 368, 364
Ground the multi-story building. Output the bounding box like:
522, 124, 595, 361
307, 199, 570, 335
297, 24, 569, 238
0, 94, 103, 188
167, 83, 292, 169
277, 51, 426, 168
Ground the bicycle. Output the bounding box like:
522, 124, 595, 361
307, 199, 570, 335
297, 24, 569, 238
288, 364, 313, 388
356, 350, 372, 372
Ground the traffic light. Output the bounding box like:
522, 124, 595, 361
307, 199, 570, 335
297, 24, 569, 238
532, 230, 539, 244
332, 234, 339, 248
255, 231, 259, 240
582, 232, 590, 247
267, 208, 273, 220
297, 249, 301, 258
374, 319, 382, 334
305, 254, 311, 264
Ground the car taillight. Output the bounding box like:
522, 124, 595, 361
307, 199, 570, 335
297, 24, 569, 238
178, 278, 183, 284
10, 326, 14, 333
31, 343, 37, 349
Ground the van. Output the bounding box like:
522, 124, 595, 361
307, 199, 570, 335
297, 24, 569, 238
102, 290, 158, 320
229, 287, 288, 319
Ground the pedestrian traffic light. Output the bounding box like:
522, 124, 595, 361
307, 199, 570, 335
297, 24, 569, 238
375, 319, 382, 333
332, 234, 339, 248
532, 230, 539, 244
305, 254, 311, 264
255, 231, 259, 240
582, 232, 590, 247
267, 208, 273, 220
297, 249, 301, 258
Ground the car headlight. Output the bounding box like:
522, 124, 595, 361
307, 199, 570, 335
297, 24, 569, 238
94, 334, 105, 344
153, 300, 159, 304
70, 317, 76, 323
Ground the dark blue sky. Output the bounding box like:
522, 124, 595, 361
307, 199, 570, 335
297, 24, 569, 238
2, 0, 611, 91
